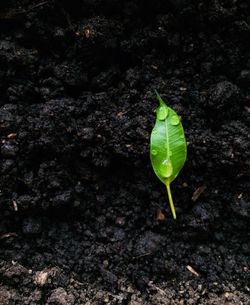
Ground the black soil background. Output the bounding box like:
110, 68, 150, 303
0, 1, 249, 304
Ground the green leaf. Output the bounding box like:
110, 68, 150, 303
150, 91, 187, 219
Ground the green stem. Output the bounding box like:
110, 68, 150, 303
166, 182, 176, 220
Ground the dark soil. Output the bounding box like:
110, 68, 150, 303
0, 1, 249, 304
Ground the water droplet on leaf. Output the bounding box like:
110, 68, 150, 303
170, 115, 180, 126
151, 149, 157, 155
157, 106, 168, 121
159, 159, 173, 178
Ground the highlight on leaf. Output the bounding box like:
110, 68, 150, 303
150, 91, 187, 219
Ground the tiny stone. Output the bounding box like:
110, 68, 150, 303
1, 142, 18, 158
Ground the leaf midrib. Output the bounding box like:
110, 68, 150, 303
165, 118, 170, 159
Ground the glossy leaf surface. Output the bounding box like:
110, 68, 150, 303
150, 91, 187, 219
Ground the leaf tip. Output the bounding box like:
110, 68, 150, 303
154, 89, 161, 102
154, 90, 167, 107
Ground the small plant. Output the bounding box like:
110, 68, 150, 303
150, 91, 187, 219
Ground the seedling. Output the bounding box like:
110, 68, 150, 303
150, 91, 187, 219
